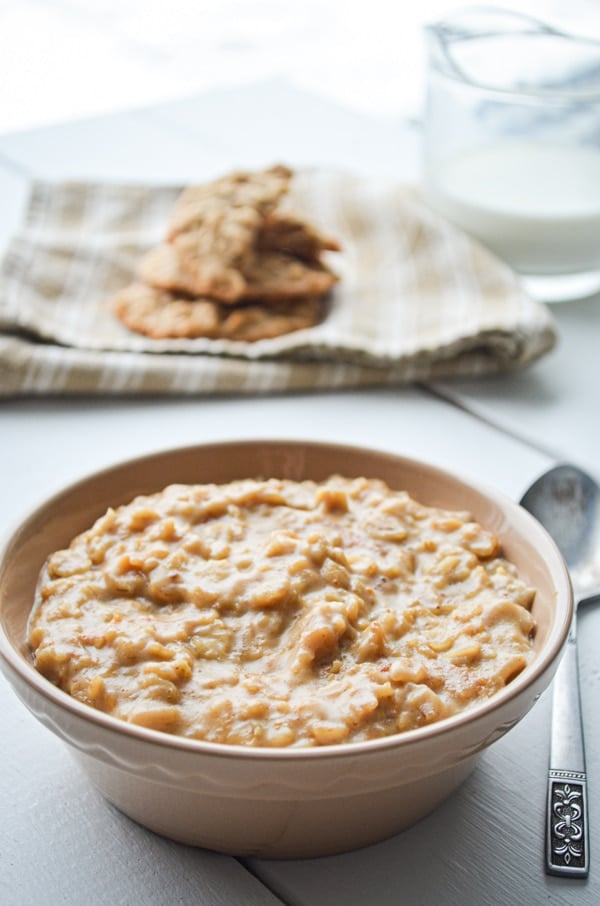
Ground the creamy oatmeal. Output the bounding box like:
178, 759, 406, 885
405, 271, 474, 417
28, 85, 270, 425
28, 477, 536, 747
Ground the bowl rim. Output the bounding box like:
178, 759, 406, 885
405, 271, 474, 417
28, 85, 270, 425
0, 438, 573, 763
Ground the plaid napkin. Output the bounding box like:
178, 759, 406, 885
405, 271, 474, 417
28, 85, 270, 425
0, 171, 557, 396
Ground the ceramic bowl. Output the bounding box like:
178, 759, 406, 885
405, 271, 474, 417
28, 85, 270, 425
0, 440, 572, 858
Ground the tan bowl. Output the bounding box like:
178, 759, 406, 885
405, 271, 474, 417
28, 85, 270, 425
0, 440, 572, 859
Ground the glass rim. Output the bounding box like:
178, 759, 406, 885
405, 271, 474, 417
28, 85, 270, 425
425, 10, 600, 103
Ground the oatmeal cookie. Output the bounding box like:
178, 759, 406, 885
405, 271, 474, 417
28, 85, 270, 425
166, 165, 293, 240
138, 242, 246, 302
139, 242, 338, 303
259, 211, 341, 261
159, 167, 339, 301
111, 282, 323, 340
240, 249, 337, 301
110, 164, 340, 341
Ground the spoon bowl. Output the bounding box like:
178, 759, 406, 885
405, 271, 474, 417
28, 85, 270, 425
521, 464, 600, 604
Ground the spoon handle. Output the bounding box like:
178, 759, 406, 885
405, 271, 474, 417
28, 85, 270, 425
546, 634, 589, 877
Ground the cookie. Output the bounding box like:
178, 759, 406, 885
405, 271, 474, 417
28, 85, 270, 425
173, 205, 263, 264
220, 296, 323, 341
259, 211, 341, 261
241, 250, 338, 301
167, 165, 292, 240
111, 164, 340, 343
139, 243, 338, 304
160, 166, 296, 299
138, 243, 246, 302
111, 283, 323, 341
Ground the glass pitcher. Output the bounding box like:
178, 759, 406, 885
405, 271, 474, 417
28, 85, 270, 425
422, 8, 600, 301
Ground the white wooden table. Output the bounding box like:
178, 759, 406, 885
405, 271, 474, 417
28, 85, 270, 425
1, 81, 598, 906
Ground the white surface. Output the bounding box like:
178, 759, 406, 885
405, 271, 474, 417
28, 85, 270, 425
0, 80, 421, 184
432, 291, 600, 479
0, 82, 599, 904
0, 167, 29, 253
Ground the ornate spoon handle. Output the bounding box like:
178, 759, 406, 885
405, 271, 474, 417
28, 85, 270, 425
546, 631, 589, 877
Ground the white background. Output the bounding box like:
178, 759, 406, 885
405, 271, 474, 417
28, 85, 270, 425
2, 0, 599, 133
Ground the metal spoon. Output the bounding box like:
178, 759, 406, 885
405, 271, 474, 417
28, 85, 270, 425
521, 463, 600, 878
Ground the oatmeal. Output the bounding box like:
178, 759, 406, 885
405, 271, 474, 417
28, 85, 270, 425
28, 477, 536, 747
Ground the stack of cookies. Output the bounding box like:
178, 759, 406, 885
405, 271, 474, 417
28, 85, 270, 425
112, 165, 341, 342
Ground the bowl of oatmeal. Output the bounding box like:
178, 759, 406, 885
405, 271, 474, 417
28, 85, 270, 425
0, 440, 571, 858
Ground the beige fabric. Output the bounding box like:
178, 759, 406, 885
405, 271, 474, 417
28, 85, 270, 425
0, 172, 557, 396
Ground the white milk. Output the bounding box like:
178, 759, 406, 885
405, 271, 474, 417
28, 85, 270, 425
425, 141, 600, 275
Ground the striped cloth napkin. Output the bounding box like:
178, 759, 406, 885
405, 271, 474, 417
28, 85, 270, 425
0, 170, 557, 396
